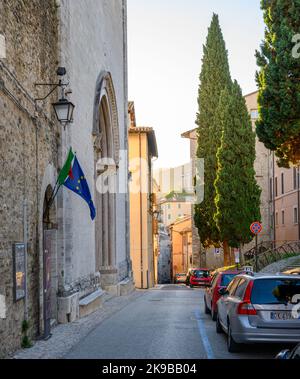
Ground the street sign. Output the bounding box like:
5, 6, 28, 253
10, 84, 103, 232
250, 221, 262, 235
234, 249, 240, 264
243, 266, 254, 273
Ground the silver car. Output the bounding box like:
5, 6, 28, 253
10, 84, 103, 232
216, 273, 300, 352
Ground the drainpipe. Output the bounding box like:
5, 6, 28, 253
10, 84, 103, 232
272, 152, 276, 248
23, 199, 28, 322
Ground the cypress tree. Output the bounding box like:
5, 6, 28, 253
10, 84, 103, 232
256, 0, 300, 167
214, 81, 261, 265
194, 14, 232, 250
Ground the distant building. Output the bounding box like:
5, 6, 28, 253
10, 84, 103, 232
169, 216, 192, 277
181, 129, 203, 267
244, 91, 272, 251
160, 196, 192, 227
157, 226, 171, 284
154, 164, 193, 200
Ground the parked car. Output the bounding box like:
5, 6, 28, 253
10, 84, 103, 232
174, 273, 187, 284
215, 273, 300, 353
282, 266, 300, 275
275, 343, 300, 359
186, 268, 211, 288
204, 270, 242, 320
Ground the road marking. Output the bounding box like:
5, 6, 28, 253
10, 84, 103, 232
194, 309, 215, 359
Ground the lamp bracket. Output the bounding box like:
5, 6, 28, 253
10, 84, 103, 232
34, 80, 70, 102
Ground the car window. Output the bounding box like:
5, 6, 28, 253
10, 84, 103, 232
220, 274, 238, 287
227, 278, 240, 296
291, 345, 300, 360
192, 270, 209, 278
251, 278, 300, 304
233, 278, 248, 299
210, 274, 218, 288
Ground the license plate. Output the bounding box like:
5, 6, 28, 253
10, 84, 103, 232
270, 311, 296, 321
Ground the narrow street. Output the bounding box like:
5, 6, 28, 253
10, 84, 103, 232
64, 286, 289, 360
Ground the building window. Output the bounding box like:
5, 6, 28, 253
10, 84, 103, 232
168, 214, 171, 220
275, 177, 278, 197
270, 213, 274, 229
168, 204, 171, 210
251, 110, 259, 120
281, 173, 284, 195
294, 207, 299, 224
178, 203, 181, 209
281, 210, 285, 225
270, 178, 273, 200
293, 168, 297, 190
275, 212, 279, 226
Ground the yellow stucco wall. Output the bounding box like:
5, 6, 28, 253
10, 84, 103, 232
129, 132, 155, 288
170, 217, 192, 277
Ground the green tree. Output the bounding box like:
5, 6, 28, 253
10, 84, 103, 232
256, 0, 300, 167
194, 14, 232, 249
214, 81, 261, 265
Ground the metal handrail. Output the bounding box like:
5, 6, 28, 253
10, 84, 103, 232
245, 240, 300, 271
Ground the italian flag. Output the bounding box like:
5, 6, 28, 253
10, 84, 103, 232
58, 148, 75, 185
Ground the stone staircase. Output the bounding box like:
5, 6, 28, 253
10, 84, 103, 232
244, 240, 300, 271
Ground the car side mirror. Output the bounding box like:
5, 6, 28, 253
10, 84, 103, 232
218, 288, 229, 296
275, 350, 291, 360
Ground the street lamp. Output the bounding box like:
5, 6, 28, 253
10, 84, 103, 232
35, 67, 75, 127
52, 94, 75, 126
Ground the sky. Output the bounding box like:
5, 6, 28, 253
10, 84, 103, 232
127, 0, 265, 169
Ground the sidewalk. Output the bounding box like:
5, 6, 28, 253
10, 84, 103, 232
11, 290, 145, 359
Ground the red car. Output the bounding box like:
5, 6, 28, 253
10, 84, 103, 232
186, 268, 211, 288
204, 270, 241, 320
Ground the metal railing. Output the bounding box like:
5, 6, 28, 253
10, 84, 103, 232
244, 240, 300, 271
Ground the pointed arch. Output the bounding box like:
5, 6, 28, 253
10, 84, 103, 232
93, 72, 119, 287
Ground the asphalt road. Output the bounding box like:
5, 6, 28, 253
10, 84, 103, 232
65, 285, 293, 359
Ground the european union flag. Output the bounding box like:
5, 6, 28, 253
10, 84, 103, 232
64, 156, 96, 220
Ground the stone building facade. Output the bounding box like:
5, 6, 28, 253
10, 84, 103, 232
243, 91, 272, 250
0, 0, 132, 357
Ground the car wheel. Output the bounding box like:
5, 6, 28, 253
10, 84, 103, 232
204, 296, 210, 314
211, 305, 217, 321
216, 313, 223, 334
227, 323, 240, 353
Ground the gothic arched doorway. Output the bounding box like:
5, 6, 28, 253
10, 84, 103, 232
93, 72, 120, 291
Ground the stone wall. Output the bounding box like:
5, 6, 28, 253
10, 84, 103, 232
0, 0, 59, 357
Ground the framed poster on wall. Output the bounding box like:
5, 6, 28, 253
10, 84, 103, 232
13, 243, 26, 302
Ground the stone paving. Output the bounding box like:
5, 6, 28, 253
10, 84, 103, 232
11, 290, 145, 359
